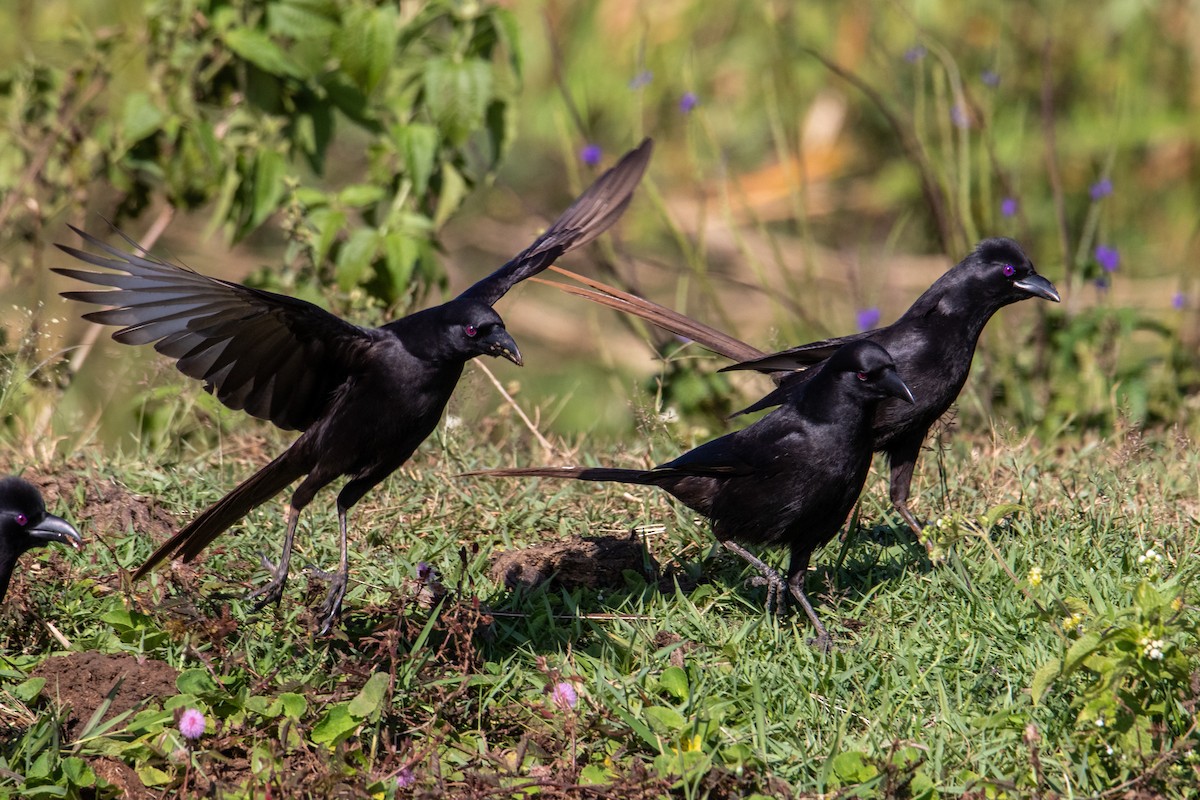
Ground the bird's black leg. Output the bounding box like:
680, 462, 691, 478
785, 549, 830, 651
888, 438, 934, 555
247, 506, 301, 609
307, 504, 350, 635
721, 540, 787, 614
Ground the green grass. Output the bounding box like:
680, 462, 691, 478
1, 409, 1197, 798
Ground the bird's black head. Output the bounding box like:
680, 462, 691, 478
936, 238, 1060, 313
442, 301, 523, 367
825, 341, 915, 405
0, 477, 82, 602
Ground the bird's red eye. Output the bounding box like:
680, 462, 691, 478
856, 371, 868, 381
14, 513, 27, 526
1002, 264, 1016, 277
464, 324, 478, 337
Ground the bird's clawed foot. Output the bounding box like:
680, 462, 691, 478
807, 632, 833, 652
746, 571, 788, 615
246, 552, 290, 610
305, 564, 348, 636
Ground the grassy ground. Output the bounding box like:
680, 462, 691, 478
1, 389, 1198, 798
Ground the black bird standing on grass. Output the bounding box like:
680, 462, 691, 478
466, 340, 915, 649
0, 477, 83, 604
540, 238, 1059, 549
53, 138, 652, 633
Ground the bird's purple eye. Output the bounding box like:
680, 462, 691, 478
856, 371, 868, 381
464, 324, 478, 337
14, 513, 27, 526
1002, 264, 1016, 277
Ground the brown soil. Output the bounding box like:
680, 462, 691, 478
489, 534, 657, 591
28, 470, 178, 543
33, 651, 180, 741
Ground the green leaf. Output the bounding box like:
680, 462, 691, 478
424, 57, 493, 145
829, 750, 878, 785
268, 0, 340, 40
658, 667, 690, 702
1031, 657, 1060, 705
433, 161, 467, 229
311, 703, 359, 747
308, 207, 346, 266
980, 502, 1025, 529
335, 5, 398, 94
348, 672, 390, 721
579, 763, 612, 785
279, 692, 307, 720
1063, 630, 1104, 675
121, 92, 165, 144
222, 28, 306, 78
401, 124, 439, 197
176, 668, 219, 697
337, 184, 385, 208
250, 150, 288, 230
14, 676, 45, 703
335, 228, 380, 291
1133, 580, 1162, 611
135, 765, 173, 787
644, 706, 687, 733
381, 231, 417, 292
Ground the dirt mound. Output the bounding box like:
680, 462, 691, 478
490, 534, 657, 591
31, 471, 178, 542
33, 651, 180, 740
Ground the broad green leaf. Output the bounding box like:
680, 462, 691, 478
401, 124, 439, 196
279, 692, 307, 720
335, 228, 379, 291
223, 28, 306, 78
311, 703, 359, 747
1133, 580, 1162, 611
658, 667, 689, 701
1031, 657, 1060, 705
643, 705, 687, 733
308, 207, 346, 266
250, 150, 287, 229
176, 668, 219, 697
61, 757, 95, 787
338, 184, 385, 208
14, 676, 45, 703
829, 750, 878, 784
578, 764, 612, 785
121, 92, 165, 144
382, 231, 417, 292
135, 765, 173, 787
433, 161, 467, 228
1063, 630, 1104, 675
336, 5, 398, 94
268, 0, 339, 40
980, 502, 1025, 529
424, 57, 493, 145
348, 671, 390, 721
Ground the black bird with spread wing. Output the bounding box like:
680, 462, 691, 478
54, 138, 652, 632
466, 340, 914, 648
0, 477, 83, 604
540, 237, 1058, 548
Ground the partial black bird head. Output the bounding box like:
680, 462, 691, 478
825, 341, 916, 405
0, 477, 82, 603
921, 238, 1060, 317
427, 300, 523, 366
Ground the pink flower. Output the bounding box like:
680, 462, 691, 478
179, 708, 206, 741
550, 681, 578, 710
396, 767, 416, 788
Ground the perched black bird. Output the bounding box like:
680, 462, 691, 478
538, 238, 1058, 547
54, 139, 652, 632
0, 477, 83, 604
467, 340, 914, 648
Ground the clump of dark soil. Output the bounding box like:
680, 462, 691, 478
489, 534, 657, 591
30, 471, 177, 542
33, 651, 180, 740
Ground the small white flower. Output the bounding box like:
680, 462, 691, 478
444, 415, 463, 430
1106, 745, 1114, 755
1137, 547, 1162, 565
1095, 716, 1106, 728
1142, 638, 1167, 661
657, 407, 679, 424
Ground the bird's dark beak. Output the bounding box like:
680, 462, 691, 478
29, 514, 83, 550
1014, 274, 1061, 303
880, 369, 916, 405
483, 328, 523, 367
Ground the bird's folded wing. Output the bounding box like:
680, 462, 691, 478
720, 330, 876, 373
54, 226, 378, 431
457, 138, 653, 306
652, 433, 760, 479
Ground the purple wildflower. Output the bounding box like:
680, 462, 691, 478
1000, 197, 1018, 218
856, 307, 881, 332
1173, 291, 1186, 310
417, 561, 432, 581
580, 144, 602, 167
1095, 245, 1120, 272
679, 92, 698, 113
982, 69, 1000, 88
629, 70, 653, 89
179, 708, 205, 741
1090, 178, 1113, 200
550, 681, 578, 710
396, 767, 416, 788
904, 45, 927, 63
951, 104, 970, 129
